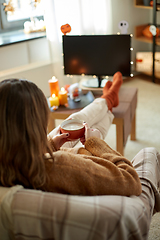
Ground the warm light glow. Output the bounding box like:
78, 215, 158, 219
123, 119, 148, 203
52, 76, 56, 81
117, 32, 120, 35
130, 61, 134, 64
93, 75, 96, 78
81, 74, 85, 76
79, 68, 86, 74
130, 73, 134, 77
59, 86, 68, 105
49, 93, 60, 107
130, 34, 133, 37
61, 87, 65, 92
130, 47, 133, 51
72, 59, 78, 65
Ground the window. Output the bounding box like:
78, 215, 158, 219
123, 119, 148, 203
0, 0, 44, 32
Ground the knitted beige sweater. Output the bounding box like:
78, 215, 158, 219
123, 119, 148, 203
44, 137, 142, 196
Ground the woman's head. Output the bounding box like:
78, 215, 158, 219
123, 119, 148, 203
0, 79, 51, 188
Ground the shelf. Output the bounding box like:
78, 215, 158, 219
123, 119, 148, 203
0, 30, 46, 47
134, 0, 151, 7
135, 0, 145, 5
135, 0, 160, 82
135, 24, 160, 46
137, 70, 160, 78
134, 5, 152, 9
136, 52, 160, 79
135, 36, 160, 45
134, 0, 160, 10
135, 5, 160, 10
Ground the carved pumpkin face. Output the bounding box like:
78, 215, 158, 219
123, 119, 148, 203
61, 24, 71, 35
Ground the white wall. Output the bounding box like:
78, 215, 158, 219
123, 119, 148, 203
0, 37, 53, 97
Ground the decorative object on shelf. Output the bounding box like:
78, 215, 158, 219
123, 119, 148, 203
2, 0, 41, 14
135, 0, 160, 83
150, 0, 153, 6
142, 25, 160, 38
23, 0, 46, 33
60, 24, 71, 35
2, 0, 45, 34
150, 25, 158, 36
24, 19, 46, 33
2, 0, 14, 13
34, 0, 41, 6
48, 76, 60, 97
118, 20, 129, 34
143, 0, 151, 6
49, 94, 60, 108
58, 87, 68, 106
136, 52, 160, 77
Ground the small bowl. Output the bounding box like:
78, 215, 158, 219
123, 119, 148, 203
60, 119, 85, 140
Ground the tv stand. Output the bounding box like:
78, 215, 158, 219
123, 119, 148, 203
97, 76, 103, 87
81, 76, 108, 88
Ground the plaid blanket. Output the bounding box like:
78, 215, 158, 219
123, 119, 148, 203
1, 147, 160, 240
12, 190, 150, 240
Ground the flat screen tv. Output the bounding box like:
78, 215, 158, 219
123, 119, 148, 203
62, 34, 131, 88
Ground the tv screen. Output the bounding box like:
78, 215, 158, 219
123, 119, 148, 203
62, 35, 131, 87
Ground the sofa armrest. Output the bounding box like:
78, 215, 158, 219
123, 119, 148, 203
11, 188, 149, 240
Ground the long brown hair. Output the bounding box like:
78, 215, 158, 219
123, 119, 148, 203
0, 79, 53, 189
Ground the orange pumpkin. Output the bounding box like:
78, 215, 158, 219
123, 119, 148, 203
150, 1, 153, 6
142, 25, 160, 38
61, 24, 71, 35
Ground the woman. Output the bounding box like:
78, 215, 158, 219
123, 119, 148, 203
0, 72, 142, 196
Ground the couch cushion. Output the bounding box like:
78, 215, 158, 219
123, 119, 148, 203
11, 188, 149, 240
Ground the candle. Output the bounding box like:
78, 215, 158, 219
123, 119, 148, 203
48, 76, 59, 96
49, 94, 60, 107
59, 87, 68, 105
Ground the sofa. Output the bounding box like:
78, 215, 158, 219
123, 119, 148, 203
1, 146, 160, 240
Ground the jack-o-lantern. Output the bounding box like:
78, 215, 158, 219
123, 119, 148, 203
61, 24, 71, 35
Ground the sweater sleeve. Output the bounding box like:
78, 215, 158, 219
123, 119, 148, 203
44, 150, 142, 197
